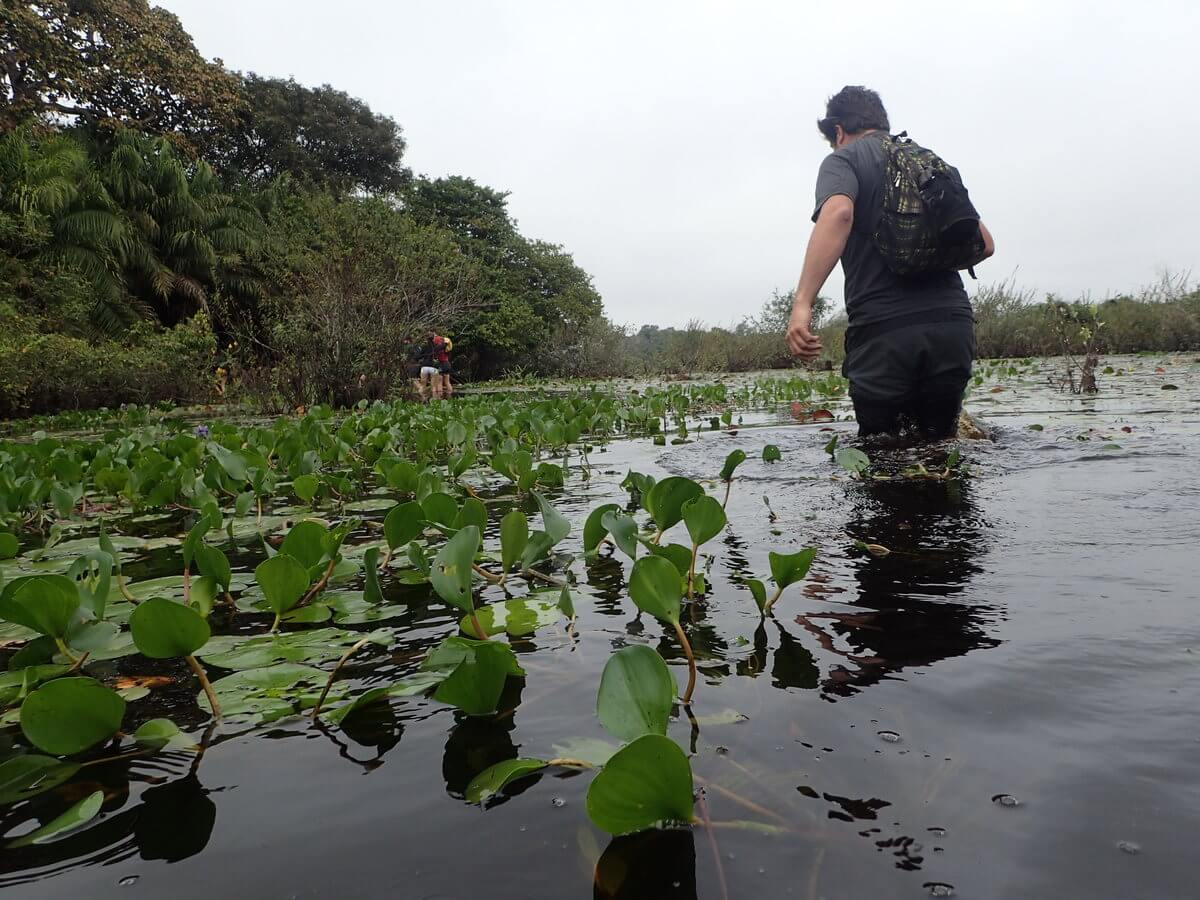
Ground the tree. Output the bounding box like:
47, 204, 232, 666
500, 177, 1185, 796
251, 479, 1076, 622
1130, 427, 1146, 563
207, 74, 409, 194
748, 287, 831, 335
0, 127, 264, 333
0, 0, 243, 153
403, 175, 603, 377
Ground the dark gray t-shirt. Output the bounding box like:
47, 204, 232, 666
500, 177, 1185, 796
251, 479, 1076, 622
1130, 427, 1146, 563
813, 132, 972, 327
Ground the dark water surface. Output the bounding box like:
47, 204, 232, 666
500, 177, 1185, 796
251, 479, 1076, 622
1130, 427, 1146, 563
2, 355, 1199, 899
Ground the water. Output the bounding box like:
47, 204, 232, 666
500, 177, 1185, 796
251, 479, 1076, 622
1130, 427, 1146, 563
1, 353, 1198, 899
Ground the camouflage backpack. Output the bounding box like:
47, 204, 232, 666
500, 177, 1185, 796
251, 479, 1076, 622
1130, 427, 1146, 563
873, 132, 985, 278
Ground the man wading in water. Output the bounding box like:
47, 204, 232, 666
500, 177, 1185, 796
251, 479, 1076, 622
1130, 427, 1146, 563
787, 86, 995, 438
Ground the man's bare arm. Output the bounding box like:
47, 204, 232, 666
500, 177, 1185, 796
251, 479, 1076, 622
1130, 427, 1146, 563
961, 221, 995, 269
787, 194, 853, 359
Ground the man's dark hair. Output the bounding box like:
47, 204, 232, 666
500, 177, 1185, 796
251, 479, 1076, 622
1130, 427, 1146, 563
817, 86, 890, 143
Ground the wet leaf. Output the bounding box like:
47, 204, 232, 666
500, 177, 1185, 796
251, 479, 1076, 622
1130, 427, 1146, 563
430, 525, 480, 613
254, 553, 310, 616
644, 477, 704, 532
362, 547, 384, 605
430, 637, 523, 715
597, 645, 676, 741
745, 578, 767, 611
133, 718, 189, 749
600, 510, 639, 560
130, 598, 210, 658
835, 447, 870, 475
456, 497, 488, 532
586, 735, 694, 835
761, 444, 781, 463
279, 521, 327, 569
383, 501, 425, 551
422, 492, 460, 528
500, 508, 529, 572
769, 548, 817, 588
292, 474, 319, 503
0, 755, 81, 804
719, 449, 746, 481
628, 555, 682, 626
533, 492, 570, 544
460, 598, 560, 638
0, 575, 80, 639
0, 534, 18, 560
21, 677, 125, 756
682, 495, 726, 547
7, 790, 103, 848
551, 738, 619, 767
465, 758, 548, 804
583, 503, 619, 556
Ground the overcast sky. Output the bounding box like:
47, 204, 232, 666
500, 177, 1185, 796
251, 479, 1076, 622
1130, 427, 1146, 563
161, 0, 1200, 328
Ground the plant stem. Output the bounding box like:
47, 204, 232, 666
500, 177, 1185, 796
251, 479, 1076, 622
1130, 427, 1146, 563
116, 573, 137, 603
722, 478, 732, 509
472, 563, 503, 584
298, 558, 337, 607
65, 650, 90, 674
522, 568, 566, 588
546, 757, 595, 769
671, 619, 697, 703
686, 542, 699, 599
53, 637, 80, 665
187, 654, 221, 720
762, 585, 785, 614
468, 609, 490, 641
182, 566, 191, 606
310, 636, 371, 720
379, 547, 393, 571
270, 612, 281, 633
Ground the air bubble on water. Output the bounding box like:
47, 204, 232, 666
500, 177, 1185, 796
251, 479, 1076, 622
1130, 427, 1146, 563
924, 882, 955, 897
1117, 840, 1141, 855
878, 730, 901, 743
551, 797, 566, 808
928, 827, 947, 836
118, 876, 140, 886
992, 793, 1020, 807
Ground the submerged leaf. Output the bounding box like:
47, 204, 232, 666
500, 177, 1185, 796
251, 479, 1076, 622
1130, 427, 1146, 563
586, 735, 694, 835
465, 758, 548, 804
7, 790, 103, 848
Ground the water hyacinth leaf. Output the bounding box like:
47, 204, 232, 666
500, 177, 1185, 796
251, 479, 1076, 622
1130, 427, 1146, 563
597, 645, 676, 741
362, 547, 384, 605
254, 553, 311, 615
762, 444, 782, 463
383, 501, 425, 550
430, 525, 480, 613
583, 503, 619, 556
460, 598, 560, 639
0, 756, 81, 804
407, 541, 429, 576
0, 575, 80, 639
194, 544, 231, 591
835, 447, 871, 476
745, 578, 768, 612
768, 548, 817, 588
431, 638, 523, 715
466, 759, 548, 804
456, 497, 488, 533
6, 789, 103, 848
644, 477, 704, 532
682, 495, 726, 547
130, 598, 211, 658
280, 521, 327, 569
558, 585, 575, 618
21, 677, 125, 756
645, 542, 692, 578
823, 433, 839, 456
422, 492, 459, 528
235, 491, 255, 517
133, 718, 187, 749
292, 474, 319, 503
600, 510, 639, 560
207, 441, 249, 482
280, 604, 332, 624
199, 663, 329, 722
719, 449, 747, 481
500, 508, 528, 572
586, 734, 694, 835
0, 533, 17, 559
532, 492, 570, 544
628, 555, 683, 625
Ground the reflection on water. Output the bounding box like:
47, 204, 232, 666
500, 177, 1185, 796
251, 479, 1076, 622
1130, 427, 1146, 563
798, 475, 1000, 699
594, 829, 697, 900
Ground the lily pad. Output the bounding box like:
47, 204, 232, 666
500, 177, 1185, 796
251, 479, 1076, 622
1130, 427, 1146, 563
21, 677, 126, 756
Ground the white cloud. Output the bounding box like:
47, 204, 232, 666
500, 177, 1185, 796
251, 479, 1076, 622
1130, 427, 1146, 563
161, 0, 1200, 326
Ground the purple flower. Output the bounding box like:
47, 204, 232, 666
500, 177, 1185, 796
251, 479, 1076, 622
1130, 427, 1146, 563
195, 424, 210, 438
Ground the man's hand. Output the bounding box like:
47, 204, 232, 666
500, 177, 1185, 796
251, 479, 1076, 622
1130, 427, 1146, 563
787, 303, 822, 360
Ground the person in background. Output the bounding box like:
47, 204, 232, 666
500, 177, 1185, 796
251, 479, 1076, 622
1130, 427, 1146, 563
437, 335, 454, 399
787, 86, 994, 439
418, 330, 442, 401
